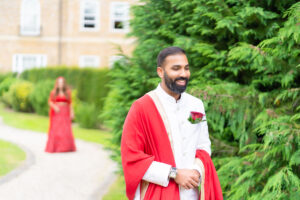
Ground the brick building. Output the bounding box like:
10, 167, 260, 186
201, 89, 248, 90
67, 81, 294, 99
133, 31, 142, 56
0, 0, 137, 73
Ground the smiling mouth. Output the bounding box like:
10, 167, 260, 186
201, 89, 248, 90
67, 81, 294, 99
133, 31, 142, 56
176, 80, 186, 86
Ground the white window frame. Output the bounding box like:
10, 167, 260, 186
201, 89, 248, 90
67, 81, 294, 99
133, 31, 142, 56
20, 0, 41, 36
110, 2, 130, 32
79, 55, 100, 68
80, 0, 100, 31
109, 55, 123, 68
12, 54, 47, 73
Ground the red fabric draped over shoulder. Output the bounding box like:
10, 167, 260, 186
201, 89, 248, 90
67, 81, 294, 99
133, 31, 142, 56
196, 150, 223, 200
121, 94, 180, 200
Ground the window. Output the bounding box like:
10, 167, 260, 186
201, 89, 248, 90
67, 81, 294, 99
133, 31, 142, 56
109, 55, 123, 68
110, 2, 129, 32
79, 55, 100, 68
12, 54, 47, 73
20, 0, 41, 36
80, 0, 100, 31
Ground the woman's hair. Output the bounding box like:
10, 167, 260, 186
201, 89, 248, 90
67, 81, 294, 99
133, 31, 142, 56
52, 76, 70, 99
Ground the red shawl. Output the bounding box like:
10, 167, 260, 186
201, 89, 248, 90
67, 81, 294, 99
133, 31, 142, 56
121, 94, 223, 200
196, 150, 223, 200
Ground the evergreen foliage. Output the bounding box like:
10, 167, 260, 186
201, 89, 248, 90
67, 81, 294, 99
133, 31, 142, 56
29, 80, 54, 116
103, 0, 300, 198
101, 59, 157, 143
75, 102, 99, 129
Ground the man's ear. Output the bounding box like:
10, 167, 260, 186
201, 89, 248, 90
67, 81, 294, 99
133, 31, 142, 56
157, 67, 163, 79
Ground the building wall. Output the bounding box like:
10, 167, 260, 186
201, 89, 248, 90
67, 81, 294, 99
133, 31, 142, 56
0, 0, 137, 73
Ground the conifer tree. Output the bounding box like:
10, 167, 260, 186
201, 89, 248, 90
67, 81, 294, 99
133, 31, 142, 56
103, 1, 300, 198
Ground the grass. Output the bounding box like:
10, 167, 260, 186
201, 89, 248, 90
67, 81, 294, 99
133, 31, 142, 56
0, 102, 126, 199
0, 139, 26, 177
0, 103, 117, 150
102, 175, 127, 200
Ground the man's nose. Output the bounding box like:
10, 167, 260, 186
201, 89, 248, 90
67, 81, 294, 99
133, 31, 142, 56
179, 68, 188, 77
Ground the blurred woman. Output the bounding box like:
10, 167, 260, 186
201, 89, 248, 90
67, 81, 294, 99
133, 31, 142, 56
45, 77, 76, 153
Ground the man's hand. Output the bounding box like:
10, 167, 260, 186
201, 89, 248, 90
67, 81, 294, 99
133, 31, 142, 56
174, 169, 200, 190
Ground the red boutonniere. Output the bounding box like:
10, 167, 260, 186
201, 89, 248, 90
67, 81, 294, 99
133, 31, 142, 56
188, 111, 206, 124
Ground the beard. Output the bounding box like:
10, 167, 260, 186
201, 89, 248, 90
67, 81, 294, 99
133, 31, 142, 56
163, 71, 189, 94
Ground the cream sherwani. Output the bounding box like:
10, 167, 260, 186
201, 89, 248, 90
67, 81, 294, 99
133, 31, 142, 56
134, 84, 211, 200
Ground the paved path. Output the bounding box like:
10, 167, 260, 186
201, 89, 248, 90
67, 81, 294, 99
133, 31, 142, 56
0, 118, 118, 200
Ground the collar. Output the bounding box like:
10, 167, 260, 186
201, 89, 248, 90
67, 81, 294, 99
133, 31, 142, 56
155, 83, 185, 105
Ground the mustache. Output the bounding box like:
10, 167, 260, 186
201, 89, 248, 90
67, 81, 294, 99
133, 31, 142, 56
174, 77, 189, 82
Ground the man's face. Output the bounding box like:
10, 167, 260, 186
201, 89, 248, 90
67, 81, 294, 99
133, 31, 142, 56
159, 54, 190, 94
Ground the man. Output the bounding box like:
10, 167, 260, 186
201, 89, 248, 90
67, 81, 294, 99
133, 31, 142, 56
121, 47, 223, 200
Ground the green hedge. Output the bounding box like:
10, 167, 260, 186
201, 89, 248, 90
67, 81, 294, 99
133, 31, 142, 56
75, 102, 99, 129
1, 68, 111, 129
0, 77, 18, 97
0, 72, 16, 84
29, 80, 54, 116
20, 67, 110, 110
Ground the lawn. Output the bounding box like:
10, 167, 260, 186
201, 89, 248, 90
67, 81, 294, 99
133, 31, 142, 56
0, 139, 26, 177
0, 103, 116, 150
0, 103, 126, 199
102, 175, 127, 200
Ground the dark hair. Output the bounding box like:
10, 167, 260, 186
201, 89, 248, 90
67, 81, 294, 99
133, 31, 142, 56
157, 46, 186, 67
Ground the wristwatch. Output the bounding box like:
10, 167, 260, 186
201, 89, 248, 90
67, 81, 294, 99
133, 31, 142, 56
168, 167, 177, 179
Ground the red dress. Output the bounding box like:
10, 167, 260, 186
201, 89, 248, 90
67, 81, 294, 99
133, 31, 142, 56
45, 91, 76, 153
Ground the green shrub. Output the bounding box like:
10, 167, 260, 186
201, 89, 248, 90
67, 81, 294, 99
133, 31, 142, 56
0, 72, 16, 83
2, 90, 13, 108
0, 77, 18, 97
9, 81, 34, 112
29, 80, 54, 116
71, 89, 80, 113
75, 102, 99, 129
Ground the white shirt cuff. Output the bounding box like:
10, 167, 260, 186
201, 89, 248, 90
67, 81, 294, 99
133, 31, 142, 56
142, 161, 172, 187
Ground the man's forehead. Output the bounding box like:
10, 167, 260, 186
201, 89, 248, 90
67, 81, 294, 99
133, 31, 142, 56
165, 54, 188, 65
